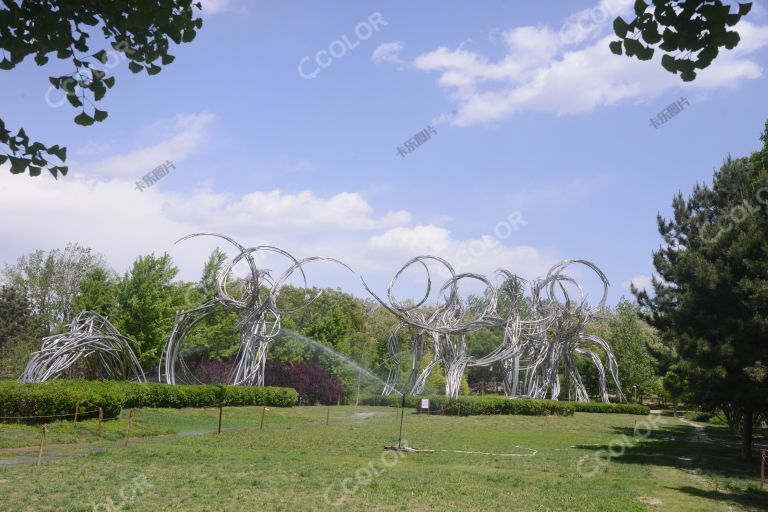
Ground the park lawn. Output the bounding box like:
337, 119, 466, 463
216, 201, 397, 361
0, 406, 765, 511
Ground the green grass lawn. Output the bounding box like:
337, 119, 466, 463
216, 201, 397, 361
1, 406, 766, 511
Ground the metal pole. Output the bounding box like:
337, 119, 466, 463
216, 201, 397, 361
326, 407, 330, 426
218, 405, 223, 435
260, 406, 266, 431
98, 408, 103, 437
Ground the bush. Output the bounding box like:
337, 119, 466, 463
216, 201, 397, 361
0, 380, 298, 423
265, 361, 343, 405
361, 395, 649, 416
363, 395, 574, 416
572, 402, 650, 415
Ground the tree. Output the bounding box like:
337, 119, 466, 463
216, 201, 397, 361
1, 243, 107, 333
0, 285, 46, 379
611, 1, 753, 81
0, 1, 203, 177
182, 248, 239, 362
115, 253, 185, 367
662, 365, 691, 415
605, 299, 659, 401
72, 267, 119, 319
635, 122, 768, 460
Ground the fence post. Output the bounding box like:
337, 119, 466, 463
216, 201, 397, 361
218, 405, 223, 435
124, 409, 133, 447
98, 408, 103, 437
260, 406, 266, 431
37, 424, 48, 466
73, 398, 81, 427
326, 407, 330, 426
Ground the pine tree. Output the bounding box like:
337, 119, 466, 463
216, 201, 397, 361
636, 123, 768, 460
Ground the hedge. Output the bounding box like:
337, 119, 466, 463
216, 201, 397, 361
572, 402, 650, 415
0, 380, 298, 423
361, 394, 649, 416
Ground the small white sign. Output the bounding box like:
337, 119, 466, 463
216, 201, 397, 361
420, 398, 430, 410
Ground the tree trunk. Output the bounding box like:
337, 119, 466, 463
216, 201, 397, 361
742, 408, 754, 461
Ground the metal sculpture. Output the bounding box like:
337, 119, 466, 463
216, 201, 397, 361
20, 232, 624, 402
160, 233, 352, 386
19, 311, 145, 383
498, 260, 625, 403
377, 258, 623, 401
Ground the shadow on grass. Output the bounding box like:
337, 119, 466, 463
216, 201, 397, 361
572, 421, 768, 508
672, 485, 768, 511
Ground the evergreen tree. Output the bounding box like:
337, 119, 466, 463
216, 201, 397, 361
636, 123, 768, 460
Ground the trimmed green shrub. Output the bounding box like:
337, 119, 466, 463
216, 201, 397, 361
0, 380, 298, 423
360, 395, 420, 408
572, 402, 650, 415
361, 395, 649, 416
364, 395, 574, 416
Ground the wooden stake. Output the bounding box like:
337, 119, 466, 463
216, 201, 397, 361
326, 406, 330, 426
98, 408, 103, 437
218, 405, 223, 435
37, 424, 48, 466
355, 369, 361, 407
259, 406, 266, 431
73, 398, 80, 427
124, 409, 133, 447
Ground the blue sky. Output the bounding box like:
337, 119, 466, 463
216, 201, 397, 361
1, 0, 767, 306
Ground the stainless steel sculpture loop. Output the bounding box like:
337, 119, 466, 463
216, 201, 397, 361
20, 311, 145, 383
21, 233, 624, 403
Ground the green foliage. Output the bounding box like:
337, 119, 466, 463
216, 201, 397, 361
636, 121, 768, 458
362, 395, 649, 415
0, 380, 298, 423
1, 243, 108, 333
71, 267, 119, 319
611, 1, 752, 81
0, 286, 46, 379
0, 1, 203, 177
585, 299, 660, 400
361, 395, 576, 416
114, 253, 186, 367
571, 401, 650, 415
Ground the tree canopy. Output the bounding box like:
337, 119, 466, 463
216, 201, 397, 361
0, 0, 203, 177
612, 1, 753, 81
635, 122, 768, 459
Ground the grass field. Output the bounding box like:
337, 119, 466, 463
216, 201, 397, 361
1, 406, 766, 511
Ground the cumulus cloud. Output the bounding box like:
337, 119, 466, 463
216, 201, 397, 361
0, 111, 558, 293
377, 0, 768, 127
368, 225, 556, 281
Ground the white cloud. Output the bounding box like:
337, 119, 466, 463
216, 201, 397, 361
368, 225, 556, 281
75, 112, 214, 178
371, 41, 405, 64
0, 110, 560, 297
379, 1, 768, 127
162, 188, 411, 232
624, 274, 652, 292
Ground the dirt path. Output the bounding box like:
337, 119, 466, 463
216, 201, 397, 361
678, 417, 715, 444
